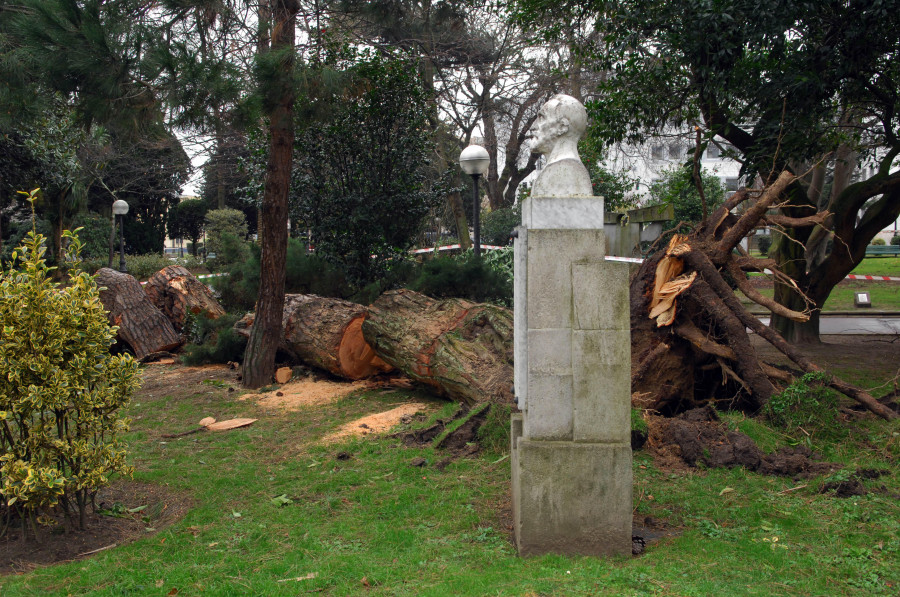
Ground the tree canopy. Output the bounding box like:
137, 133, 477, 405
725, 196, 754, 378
513, 0, 900, 342
167, 198, 207, 255
291, 53, 447, 286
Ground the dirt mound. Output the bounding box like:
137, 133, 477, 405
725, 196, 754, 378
820, 469, 891, 498
648, 407, 838, 477
398, 404, 489, 467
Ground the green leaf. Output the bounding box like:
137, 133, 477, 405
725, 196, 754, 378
270, 494, 293, 507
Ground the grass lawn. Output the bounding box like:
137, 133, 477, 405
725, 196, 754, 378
740, 282, 900, 311
2, 365, 898, 596
850, 257, 900, 278
741, 257, 900, 311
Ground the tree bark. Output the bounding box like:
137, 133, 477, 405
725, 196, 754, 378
362, 289, 513, 405
446, 190, 471, 250
143, 265, 225, 332
242, 0, 299, 389
96, 268, 182, 359
234, 294, 392, 379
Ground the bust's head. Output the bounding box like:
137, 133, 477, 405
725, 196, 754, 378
530, 94, 588, 156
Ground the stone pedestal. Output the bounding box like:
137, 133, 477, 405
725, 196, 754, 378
511, 194, 632, 557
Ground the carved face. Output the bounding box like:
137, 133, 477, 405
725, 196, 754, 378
530, 100, 569, 155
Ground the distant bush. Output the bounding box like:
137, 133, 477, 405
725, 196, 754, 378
182, 312, 247, 366
123, 253, 174, 279
0, 217, 139, 532
480, 207, 520, 246
871, 238, 886, 246
204, 209, 248, 258
410, 252, 512, 305
82, 253, 170, 279
756, 234, 772, 256
350, 258, 419, 305
206, 231, 250, 272
891, 234, 900, 246
213, 238, 358, 312
82, 252, 204, 279
70, 212, 113, 259
176, 254, 204, 271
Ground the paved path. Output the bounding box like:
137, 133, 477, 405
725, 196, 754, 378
756, 315, 900, 335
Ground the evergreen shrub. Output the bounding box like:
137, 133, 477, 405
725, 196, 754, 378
0, 202, 139, 532
410, 252, 512, 306
182, 312, 248, 366
480, 207, 520, 246
213, 238, 355, 312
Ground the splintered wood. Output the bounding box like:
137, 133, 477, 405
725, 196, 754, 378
648, 235, 697, 327
143, 265, 225, 331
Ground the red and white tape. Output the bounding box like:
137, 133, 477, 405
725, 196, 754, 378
845, 274, 900, 282
410, 244, 505, 254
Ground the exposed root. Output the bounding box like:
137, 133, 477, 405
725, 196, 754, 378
631, 169, 897, 420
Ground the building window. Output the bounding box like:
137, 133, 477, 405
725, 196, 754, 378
707, 144, 722, 159
651, 145, 664, 160
668, 144, 684, 159
725, 177, 740, 191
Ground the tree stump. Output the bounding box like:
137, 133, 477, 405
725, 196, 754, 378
143, 265, 225, 332
362, 289, 514, 405
234, 294, 391, 380
95, 268, 182, 359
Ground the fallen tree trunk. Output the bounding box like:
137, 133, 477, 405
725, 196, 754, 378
96, 268, 182, 359
234, 294, 391, 380
630, 170, 897, 420
362, 289, 514, 405
144, 265, 225, 332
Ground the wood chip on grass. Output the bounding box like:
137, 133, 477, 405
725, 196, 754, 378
240, 378, 376, 411
323, 403, 435, 443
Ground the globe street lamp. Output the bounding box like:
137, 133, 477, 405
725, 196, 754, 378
459, 145, 490, 257
112, 199, 129, 273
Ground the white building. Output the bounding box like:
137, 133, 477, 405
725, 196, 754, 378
602, 134, 744, 205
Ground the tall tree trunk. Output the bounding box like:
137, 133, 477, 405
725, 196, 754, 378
242, 0, 298, 389
215, 116, 227, 209
447, 190, 471, 250
769, 185, 818, 343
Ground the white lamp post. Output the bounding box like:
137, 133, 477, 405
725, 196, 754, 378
459, 145, 490, 257
112, 199, 130, 273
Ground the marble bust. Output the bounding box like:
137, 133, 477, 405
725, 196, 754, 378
529, 94, 593, 197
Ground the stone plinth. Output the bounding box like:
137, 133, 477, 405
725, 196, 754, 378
511, 193, 632, 557
511, 414, 632, 556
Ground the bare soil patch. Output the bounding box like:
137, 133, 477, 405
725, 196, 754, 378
647, 406, 839, 478
139, 363, 241, 396
0, 480, 190, 575
751, 333, 900, 374
399, 404, 489, 468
